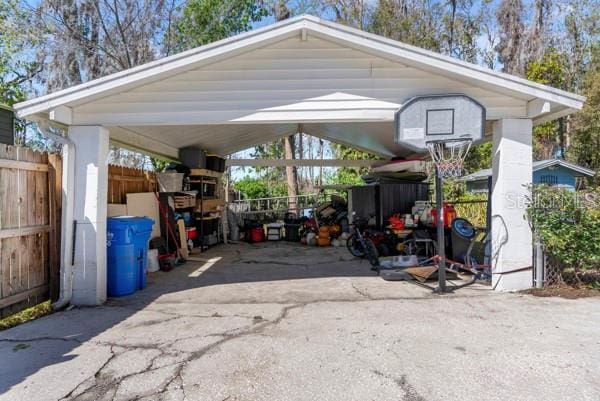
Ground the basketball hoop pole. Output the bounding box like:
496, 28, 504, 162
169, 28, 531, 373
434, 167, 448, 293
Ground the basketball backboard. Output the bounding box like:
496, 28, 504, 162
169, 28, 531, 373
395, 94, 486, 152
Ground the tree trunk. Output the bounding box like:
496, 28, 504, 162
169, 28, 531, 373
297, 125, 304, 191
284, 135, 299, 213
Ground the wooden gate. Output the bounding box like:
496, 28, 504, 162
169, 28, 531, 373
0, 145, 61, 317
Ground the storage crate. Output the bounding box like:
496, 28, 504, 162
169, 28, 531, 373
197, 198, 225, 211
174, 194, 195, 209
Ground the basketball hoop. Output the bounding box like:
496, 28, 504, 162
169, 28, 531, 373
426, 138, 473, 178
395, 94, 485, 293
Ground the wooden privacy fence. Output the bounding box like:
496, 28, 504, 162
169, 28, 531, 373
108, 165, 157, 204
0, 145, 61, 317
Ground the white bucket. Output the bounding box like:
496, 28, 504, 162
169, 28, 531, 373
147, 249, 160, 272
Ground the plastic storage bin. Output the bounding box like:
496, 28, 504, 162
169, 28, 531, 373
107, 216, 155, 297
180, 147, 206, 168
206, 154, 226, 172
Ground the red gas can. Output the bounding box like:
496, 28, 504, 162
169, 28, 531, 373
431, 203, 457, 228
250, 227, 265, 243
443, 203, 457, 228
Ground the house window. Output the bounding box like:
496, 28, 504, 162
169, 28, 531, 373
540, 174, 558, 186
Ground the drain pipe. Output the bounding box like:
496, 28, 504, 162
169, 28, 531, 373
37, 121, 76, 310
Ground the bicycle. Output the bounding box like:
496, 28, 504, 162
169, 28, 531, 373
346, 213, 380, 269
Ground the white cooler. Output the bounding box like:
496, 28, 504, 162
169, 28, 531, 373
266, 223, 283, 241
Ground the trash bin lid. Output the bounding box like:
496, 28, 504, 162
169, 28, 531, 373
108, 216, 154, 232
451, 218, 475, 238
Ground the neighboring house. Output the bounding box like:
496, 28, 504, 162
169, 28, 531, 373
463, 159, 596, 192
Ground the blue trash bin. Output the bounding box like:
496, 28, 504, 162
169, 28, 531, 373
131, 217, 154, 290
107, 217, 137, 297
107, 216, 154, 296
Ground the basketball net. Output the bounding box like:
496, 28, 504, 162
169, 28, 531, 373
426, 138, 473, 179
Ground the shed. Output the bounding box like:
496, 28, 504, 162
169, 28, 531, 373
13, 14, 585, 305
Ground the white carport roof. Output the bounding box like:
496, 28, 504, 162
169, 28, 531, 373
14, 14, 585, 159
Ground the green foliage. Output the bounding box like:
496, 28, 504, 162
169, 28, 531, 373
369, 0, 443, 52
250, 139, 285, 181
326, 168, 364, 186
526, 51, 569, 159
569, 56, 600, 186
526, 185, 600, 272
0, 3, 23, 104
176, 0, 268, 50
453, 200, 488, 227
464, 142, 492, 173
234, 176, 287, 199
0, 0, 38, 106
150, 157, 170, 172
234, 176, 270, 199
329, 143, 378, 186
526, 51, 568, 88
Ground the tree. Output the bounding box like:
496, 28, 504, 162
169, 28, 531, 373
321, 0, 371, 29
175, 0, 268, 51
495, 0, 526, 75
569, 51, 600, 186
479, 0, 499, 69
0, 1, 39, 105
441, 0, 481, 62
0, 1, 42, 145
464, 142, 492, 173
234, 176, 271, 199
526, 50, 568, 159
35, 0, 176, 92
523, 0, 552, 65
369, 0, 443, 52
560, 0, 599, 93
329, 142, 379, 185
283, 133, 299, 210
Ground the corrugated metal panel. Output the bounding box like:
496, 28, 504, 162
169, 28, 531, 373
351, 182, 429, 228
350, 186, 377, 221
378, 183, 429, 225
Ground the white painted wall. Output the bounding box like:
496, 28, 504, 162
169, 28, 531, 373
491, 119, 533, 291
68, 126, 110, 305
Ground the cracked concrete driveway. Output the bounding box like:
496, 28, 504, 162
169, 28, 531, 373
1, 243, 599, 401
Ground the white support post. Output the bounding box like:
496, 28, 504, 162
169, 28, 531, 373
68, 126, 110, 305
491, 119, 533, 291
